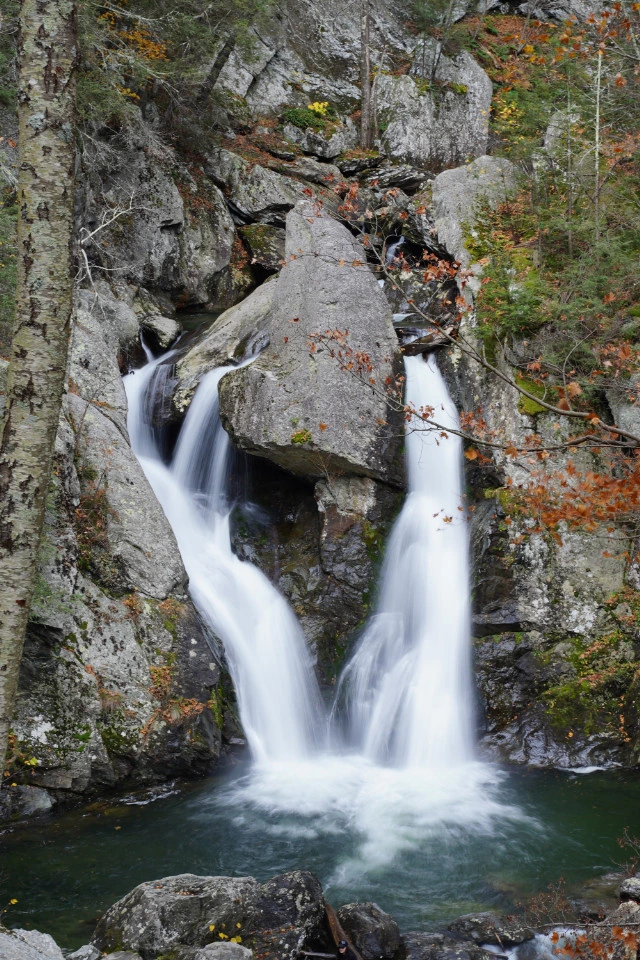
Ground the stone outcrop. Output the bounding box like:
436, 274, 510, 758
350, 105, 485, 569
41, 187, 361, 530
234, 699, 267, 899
240, 0, 409, 117
377, 49, 492, 172
337, 902, 402, 960
92, 871, 328, 960
218, 202, 402, 483
177, 944, 252, 960
0, 927, 64, 960
402, 932, 496, 960
447, 912, 534, 947
81, 140, 235, 307
206, 148, 307, 227
8, 289, 225, 804
283, 120, 359, 160
431, 156, 518, 268
0, 928, 64, 960
620, 874, 640, 903
433, 158, 640, 768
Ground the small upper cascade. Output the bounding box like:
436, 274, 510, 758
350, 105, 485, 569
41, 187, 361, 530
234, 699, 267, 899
339, 353, 474, 768
124, 351, 324, 765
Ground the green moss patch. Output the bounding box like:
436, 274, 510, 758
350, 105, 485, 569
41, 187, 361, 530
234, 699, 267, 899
516, 373, 547, 416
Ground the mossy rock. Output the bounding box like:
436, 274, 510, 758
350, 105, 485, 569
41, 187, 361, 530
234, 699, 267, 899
516, 373, 547, 416
238, 224, 285, 274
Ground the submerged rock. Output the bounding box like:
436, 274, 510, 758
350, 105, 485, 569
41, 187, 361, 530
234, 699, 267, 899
337, 902, 402, 960
0, 784, 54, 822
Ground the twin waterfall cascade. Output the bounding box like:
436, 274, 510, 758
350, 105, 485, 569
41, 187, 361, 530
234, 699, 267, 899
126, 345, 476, 778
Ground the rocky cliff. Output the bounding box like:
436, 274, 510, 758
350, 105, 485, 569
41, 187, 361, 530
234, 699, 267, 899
1, 0, 638, 812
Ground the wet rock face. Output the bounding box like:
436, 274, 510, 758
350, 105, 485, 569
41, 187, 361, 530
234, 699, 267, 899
447, 912, 534, 948
402, 932, 496, 960
337, 902, 402, 960
229, 459, 399, 681
174, 281, 278, 411
218, 203, 402, 484
252, 871, 328, 960
9, 295, 224, 806
92, 871, 328, 960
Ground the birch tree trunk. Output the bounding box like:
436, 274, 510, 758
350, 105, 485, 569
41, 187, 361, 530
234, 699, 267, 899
0, 0, 77, 783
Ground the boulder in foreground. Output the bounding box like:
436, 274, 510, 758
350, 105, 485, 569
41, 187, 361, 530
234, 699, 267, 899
92, 870, 327, 960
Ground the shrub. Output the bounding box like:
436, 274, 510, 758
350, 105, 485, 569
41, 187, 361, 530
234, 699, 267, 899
282, 107, 325, 131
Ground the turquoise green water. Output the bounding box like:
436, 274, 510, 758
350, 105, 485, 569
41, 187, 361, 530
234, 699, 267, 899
1, 763, 638, 950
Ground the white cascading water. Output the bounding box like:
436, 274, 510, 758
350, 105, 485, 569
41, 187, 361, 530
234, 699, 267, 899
338, 353, 474, 767
124, 345, 324, 764
125, 339, 525, 881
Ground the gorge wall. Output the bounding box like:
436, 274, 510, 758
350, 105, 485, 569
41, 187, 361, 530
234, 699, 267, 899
1, 0, 639, 815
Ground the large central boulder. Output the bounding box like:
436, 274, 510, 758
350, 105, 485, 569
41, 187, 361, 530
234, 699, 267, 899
217, 203, 402, 484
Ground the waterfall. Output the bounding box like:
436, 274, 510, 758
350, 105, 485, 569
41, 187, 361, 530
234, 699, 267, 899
125, 344, 475, 771
339, 353, 474, 768
124, 341, 521, 879
124, 348, 324, 765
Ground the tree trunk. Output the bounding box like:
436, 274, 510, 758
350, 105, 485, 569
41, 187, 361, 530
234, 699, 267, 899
360, 0, 372, 150
594, 49, 602, 244
0, 0, 77, 783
